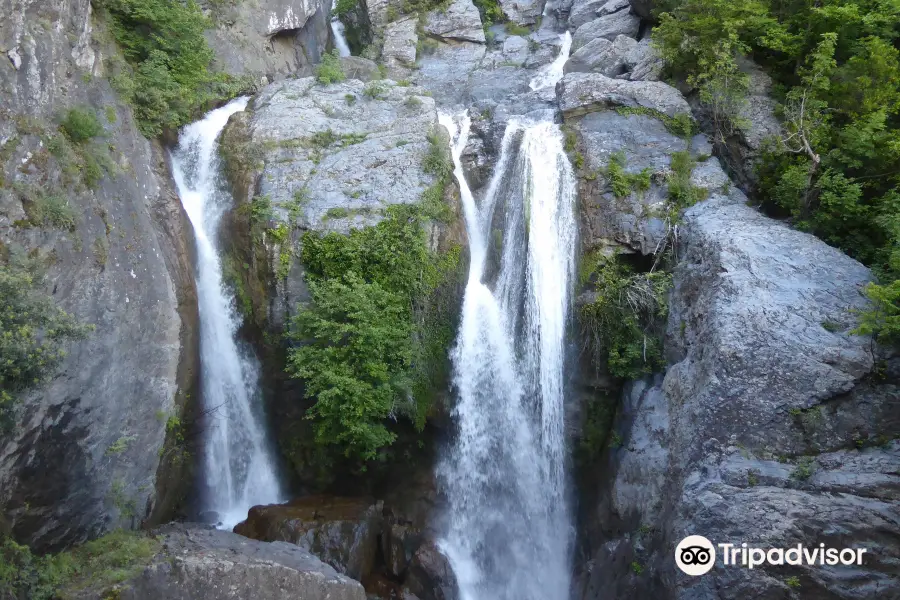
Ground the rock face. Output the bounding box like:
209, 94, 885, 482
205, 0, 331, 81
81, 524, 367, 600
571, 10, 640, 49
559, 72, 692, 118
234, 497, 384, 581
0, 0, 197, 550
425, 0, 486, 43
564, 35, 637, 76
499, 0, 545, 25
382, 17, 420, 78
570, 0, 631, 29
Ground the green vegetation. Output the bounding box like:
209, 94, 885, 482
316, 50, 346, 85
287, 203, 460, 461
97, 0, 245, 136
602, 151, 652, 199
60, 108, 104, 143
363, 81, 389, 100
615, 106, 696, 139
0, 530, 160, 600
631, 561, 644, 575
786, 576, 801, 589
580, 256, 672, 379
472, 0, 503, 31
333, 0, 356, 17
0, 254, 92, 429
505, 22, 530, 36
666, 150, 707, 211
21, 192, 78, 231
791, 456, 816, 481
652, 0, 900, 344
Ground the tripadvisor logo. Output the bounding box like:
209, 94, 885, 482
675, 535, 869, 576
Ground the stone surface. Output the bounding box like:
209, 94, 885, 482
234, 497, 383, 581
579, 194, 900, 600
570, 0, 630, 29
0, 0, 197, 551
621, 37, 663, 81
559, 72, 692, 118
571, 10, 640, 49
627, 0, 653, 18
205, 0, 331, 81
404, 540, 460, 600
564, 34, 637, 76
499, 0, 545, 25
81, 524, 366, 600
382, 16, 419, 78
424, 0, 486, 43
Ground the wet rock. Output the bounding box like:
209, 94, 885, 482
424, 0, 486, 43
564, 35, 637, 76
404, 540, 459, 600
417, 41, 488, 105
570, 0, 630, 29
558, 72, 691, 118
571, 10, 640, 49
234, 496, 383, 581
81, 524, 366, 600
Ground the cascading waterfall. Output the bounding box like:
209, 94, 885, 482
529, 31, 572, 91
330, 0, 351, 57
171, 98, 283, 529
437, 103, 577, 599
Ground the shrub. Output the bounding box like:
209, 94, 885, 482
24, 194, 77, 230
363, 80, 389, 99
60, 108, 103, 143
316, 50, 346, 85
603, 152, 652, 199
97, 0, 236, 136
333, 0, 356, 16
667, 151, 706, 210
505, 22, 530, 36
422, 127, 451, 177
580, 256, 671, 379
0, 256, 92, 428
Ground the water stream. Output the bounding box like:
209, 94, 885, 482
171, 98, 283, 529
437, 102, 577, 599
330, 0, 351, 57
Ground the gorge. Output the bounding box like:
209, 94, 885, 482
1, 0, 899, 599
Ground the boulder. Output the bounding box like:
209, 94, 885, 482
572, 10, 640, 49
564, 35, 637, 76
80, 524, 366, 600
339, 56, 383, 81
404, 540, 459, 600
499, 0, 545, 25
558, 72, 691, 118
570, 0, 630, 29
627, 0, 653, 18
621, 37, 663, 81
424, 0, 486, 43
234, 496, 383, 581
382, 16, 419, 78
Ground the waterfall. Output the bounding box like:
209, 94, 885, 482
437, 108, 577, 600
529, 31, 572, 91
171, 98, 283, 529
330, 0, 351, 57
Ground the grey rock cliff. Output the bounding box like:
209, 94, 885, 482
81, 524, 367, 600
0, 0, 197, 550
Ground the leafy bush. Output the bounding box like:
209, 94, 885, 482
580, 257, 671, 379
333, 0, 356, 16
1, 530, 159, 599
60, 108, 104, 143
23, 193, 78, 230
0, 256, 92, 426
316, 50, 346, 85
603, 151, 652, 199
287, 205, 459, 461
363, 81, 388, 99
97, 0, 241, 136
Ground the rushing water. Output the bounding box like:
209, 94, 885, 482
171, 98, 283, 529
330, 0, 351, 57
437, 105, 577, 599
529, 31, 573, 91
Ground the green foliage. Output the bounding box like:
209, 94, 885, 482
423, 127, 452, 177
855, 280, 900, 343
0, 256, 92, 427
576, 392, 618, 465
603, 152, 652, 198
580, 256, 672, 379
334, 0, 356, 17
288, 205, 459, 461
791, 456, 815, 481
60, 108, 104, 143
0, 530, 160, 599
22, 193, 78, 230
363, 80, 389, 99
631, 561, 644, 575
316, 50, 346, 85
614, 106, 697, 139
97, 0, 241, 136
667, 151, 706, 210
472, 0, 503, 28
505, 22, 530, 36
785, 576, 801, 589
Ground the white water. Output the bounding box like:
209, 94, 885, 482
529, 31, 572, 91
438, 107, 577, 600
171, 98, 283, 529
330, 0, 351, 57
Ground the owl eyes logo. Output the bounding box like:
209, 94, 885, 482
675, 535, 716, 576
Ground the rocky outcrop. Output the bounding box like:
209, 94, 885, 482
571, 9, 640, 49
627, 0, 653, 19
0, 0, 197, 550
570, 0, 631, 29
424, 0, 486, 44
382, 16, 419, 78
81, 524, 367, 600
234, 497, 384, 581
499, 0, 545, 25
559, 72, 692, 118
204, 0, 331, 82
564, 34, 637, 76
621, 37, 663, 81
